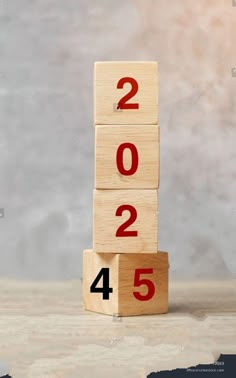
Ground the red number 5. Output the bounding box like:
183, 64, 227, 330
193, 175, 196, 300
133, 268, 155, 301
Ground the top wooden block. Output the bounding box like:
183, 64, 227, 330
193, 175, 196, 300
94, 61, 158, 125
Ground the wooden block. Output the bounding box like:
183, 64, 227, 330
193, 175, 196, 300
93, 189, 158, 253
83, 249, 169, 316
94, 61, 158, 125
95, 125, 160, 189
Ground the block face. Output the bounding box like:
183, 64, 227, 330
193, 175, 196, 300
93, 189, 158, 253
82, 249, 118, 315
94, 62, 158, 125
95, 125, 160, 189
118, 252, 169, 316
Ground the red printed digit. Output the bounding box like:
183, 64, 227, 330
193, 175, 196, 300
117, 77, 139, 110
115, 205, 138, 237
116, 143, 139, 176
133, 268, 155, 301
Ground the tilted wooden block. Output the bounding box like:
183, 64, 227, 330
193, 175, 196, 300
94, 61, 158, 125
83, 249, 169, 316
95, 125, 160, 189
93, 189, 158, 253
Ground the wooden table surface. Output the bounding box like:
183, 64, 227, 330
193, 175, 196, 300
0, 279, 235, 378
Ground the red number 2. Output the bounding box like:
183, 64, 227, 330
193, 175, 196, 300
117, 77, 139, 110
133, 268, 155, 301
116, 143, 139, 176
115, 205, 138, 237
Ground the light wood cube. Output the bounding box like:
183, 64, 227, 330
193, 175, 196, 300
83, 249, 169, 316
95, 125, 160, 189
93, 189, 158, 253
94, 61, 158, 125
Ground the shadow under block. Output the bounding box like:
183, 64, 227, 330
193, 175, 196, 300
83, 249, 169, 316
94, 61, 158, 125
95, 125, 160, 189
93, 189, 158, 253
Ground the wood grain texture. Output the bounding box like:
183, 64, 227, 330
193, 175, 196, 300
94, 61, 158, 125
93, 189, 158, 253
118, 253, 168, 316
83, 249, 119, 316
0, 279, 236, 378
95, 125, 160, 189
83, 249, 168, 316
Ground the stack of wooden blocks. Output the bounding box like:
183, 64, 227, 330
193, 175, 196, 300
83, 62, 169, 316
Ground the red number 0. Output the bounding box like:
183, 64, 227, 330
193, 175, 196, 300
117, 77, 139, 110
133, 268, 155, 301
116, 143, 139, 176
116, 205, 138, 237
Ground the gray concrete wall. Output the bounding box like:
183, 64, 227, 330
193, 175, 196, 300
0, 0, 235, 279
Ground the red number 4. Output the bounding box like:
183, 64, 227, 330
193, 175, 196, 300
133, 268, 155, 301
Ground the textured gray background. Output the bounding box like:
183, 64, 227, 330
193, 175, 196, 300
0, 0, 235, 279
